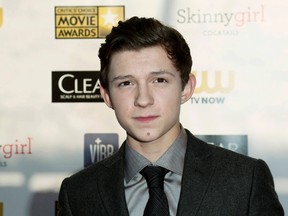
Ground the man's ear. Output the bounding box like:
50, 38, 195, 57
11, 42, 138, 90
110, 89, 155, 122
181, 73, 196, 104
100, 85, 114, 109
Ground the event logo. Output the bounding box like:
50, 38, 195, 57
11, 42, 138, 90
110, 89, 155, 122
55, 6, 125, 39
52, 71, 103, 103
0, 137, 32, 159
195, 135, 248, 155
177, 5, 264, 27
191, 70, 235, 104
0, 137, 33, 168
177, 5, 265, 36
0, 7, 3, 28
84, 133, 118, 167
193, 70, 234, 94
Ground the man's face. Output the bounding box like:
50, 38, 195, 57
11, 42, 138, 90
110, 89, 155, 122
101, 46, 194, 145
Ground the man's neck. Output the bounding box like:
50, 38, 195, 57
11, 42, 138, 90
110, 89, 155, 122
127, 125, 181, 163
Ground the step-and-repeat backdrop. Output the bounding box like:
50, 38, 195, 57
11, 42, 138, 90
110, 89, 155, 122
0, 0, 287, 215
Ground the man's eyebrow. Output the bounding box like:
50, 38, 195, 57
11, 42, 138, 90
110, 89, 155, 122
111, 75, 134, 83
150, 70, 176, 77
110, 71, 176, 83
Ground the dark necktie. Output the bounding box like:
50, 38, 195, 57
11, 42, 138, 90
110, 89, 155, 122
140, 166, 170, 216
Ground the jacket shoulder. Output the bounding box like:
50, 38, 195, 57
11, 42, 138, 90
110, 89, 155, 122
63, 143, 125, 188
185, 129, 258, 169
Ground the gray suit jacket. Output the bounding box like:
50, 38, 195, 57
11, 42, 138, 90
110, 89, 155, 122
58, 130, 284, 215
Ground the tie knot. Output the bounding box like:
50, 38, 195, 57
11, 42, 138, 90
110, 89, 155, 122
140, 166, 169, 189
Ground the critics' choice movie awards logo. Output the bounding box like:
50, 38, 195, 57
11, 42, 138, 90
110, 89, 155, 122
196, 135, 248, 155
84, 134, 119, 167
191, 70, 235, 104
52, 71, 103, 103
0, 137, 33, 167
55, 6, 125, 39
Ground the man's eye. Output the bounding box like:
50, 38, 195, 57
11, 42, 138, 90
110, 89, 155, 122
119, 81, 132, 87
155, 78, 167, 83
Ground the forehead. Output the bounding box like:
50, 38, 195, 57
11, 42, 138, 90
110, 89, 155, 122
108, 46, 177, 78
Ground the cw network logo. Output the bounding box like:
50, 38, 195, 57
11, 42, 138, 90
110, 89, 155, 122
84, 133, 119, 167
192, 70, 235, 105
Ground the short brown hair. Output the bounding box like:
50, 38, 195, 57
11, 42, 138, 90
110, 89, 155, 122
98, 16, 192, 90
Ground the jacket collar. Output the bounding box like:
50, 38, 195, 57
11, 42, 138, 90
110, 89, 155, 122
97, 144, 129, 216
177, 130, 216, 216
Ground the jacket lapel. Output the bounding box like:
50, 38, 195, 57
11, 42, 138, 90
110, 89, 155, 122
97, 144, 129, 216
177, 130, 217, 216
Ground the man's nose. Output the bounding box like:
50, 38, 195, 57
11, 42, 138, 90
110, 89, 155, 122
134, 83, 154, 107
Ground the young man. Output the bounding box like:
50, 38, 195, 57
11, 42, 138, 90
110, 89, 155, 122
58, 17, 284, 215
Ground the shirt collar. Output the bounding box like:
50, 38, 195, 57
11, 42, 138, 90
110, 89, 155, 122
124, 127, 187, 183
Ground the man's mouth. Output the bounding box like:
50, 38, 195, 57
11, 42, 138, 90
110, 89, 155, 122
134, 116, 159, 123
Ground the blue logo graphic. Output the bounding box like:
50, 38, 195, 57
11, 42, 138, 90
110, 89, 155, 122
84, 133, 119, 167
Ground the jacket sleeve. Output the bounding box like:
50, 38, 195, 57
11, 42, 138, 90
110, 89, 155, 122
248, 159, 284, 216
57, 178, 73, 216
